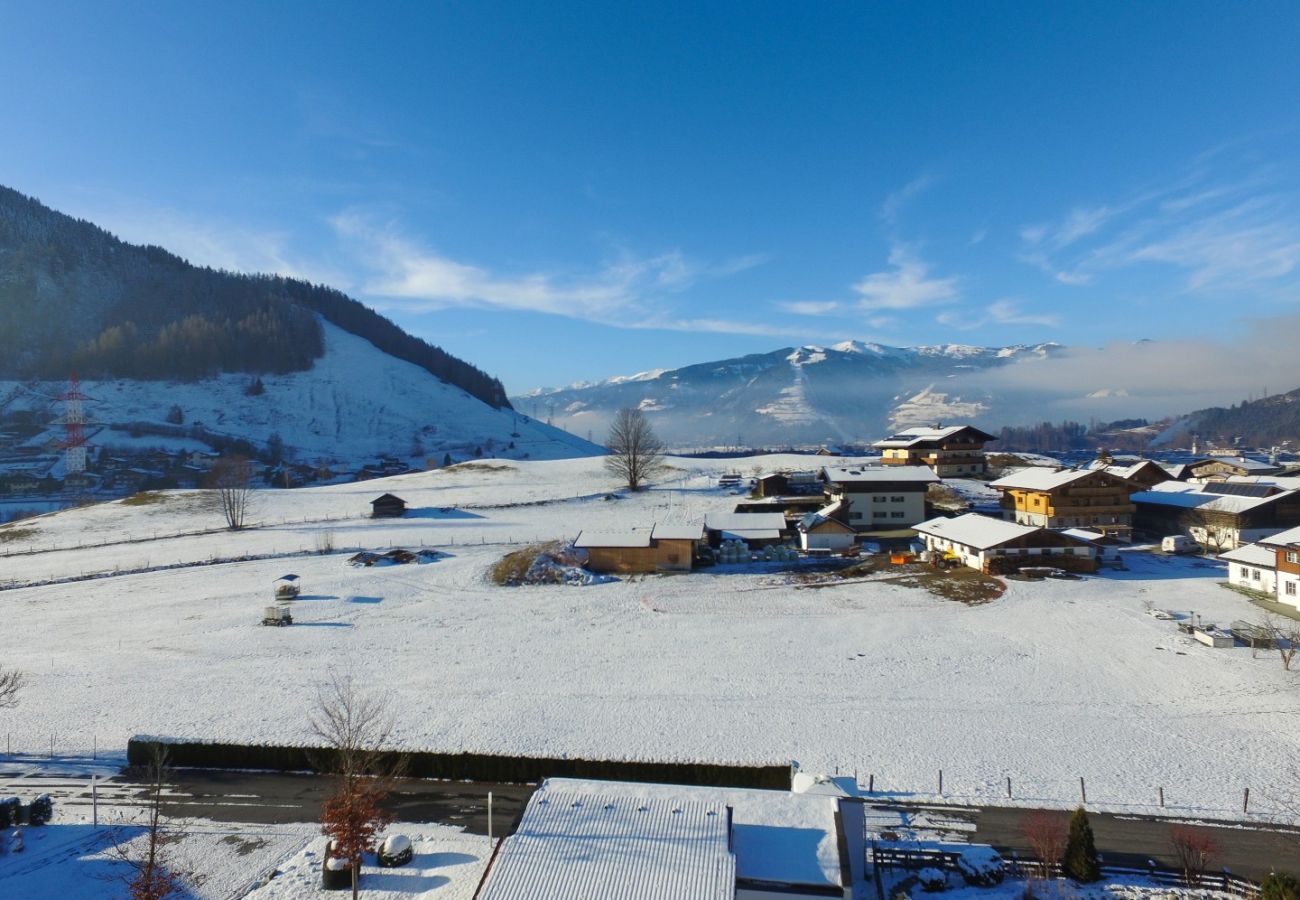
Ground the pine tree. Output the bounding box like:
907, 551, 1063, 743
1062, 806, 1101, 882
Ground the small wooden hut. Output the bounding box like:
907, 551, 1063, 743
370, 493, 408, 518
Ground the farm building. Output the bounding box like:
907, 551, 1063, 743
820, 465, 937, 531
1187, 456, 1283, 481
990, 467, 1137, 538
1219, 543, 1278, 595
872, 424, 997, 476
1130, 482, 1300, 550
1091, 460, 1172, 491
703, 512, 788, 548
796, 500, 856, 552
1060, 527, 1126, 565
914, 513, 1098, 574
753, 470, 822, 498
573, 523, 704, 574
369, 493, 408, 518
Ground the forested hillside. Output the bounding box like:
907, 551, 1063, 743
1173, 388, 1300, 447
0, 186, 509, 408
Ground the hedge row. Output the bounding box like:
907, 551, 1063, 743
126, 738, 789, 789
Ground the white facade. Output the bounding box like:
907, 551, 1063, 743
1220, 544, 1277, 595
799, 524, 855, 552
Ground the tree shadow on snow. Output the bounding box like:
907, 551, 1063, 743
349, 596, 383, 604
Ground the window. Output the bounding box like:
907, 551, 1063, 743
1288, 551, 1300, 565
1252, 569, 1261, 581
1287, 582, 1297, 597
890, 511, 905, 519
891, 495, 905, 502
1240, 566, 1249, 578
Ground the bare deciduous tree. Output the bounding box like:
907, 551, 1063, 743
1263, 613, 1300, 671
1170, 824, 1221, 886
604, 407, 666, 492
207, 455, 254, 530
1020, 809, 1069, 879
0, 666, 23, 709
112, 744, 186, 900
310, 670, 401, 900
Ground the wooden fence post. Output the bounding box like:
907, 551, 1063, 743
938, 769, 943, 795
1006, 776, 1012, 799
1242, 787, 1249, 813
1158, 786, 1164, 808
1079, 777, 1086, 804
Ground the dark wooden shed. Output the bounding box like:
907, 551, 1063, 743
370, 493, 408, 518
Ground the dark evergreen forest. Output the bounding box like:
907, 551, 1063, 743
0, 186, 510, 408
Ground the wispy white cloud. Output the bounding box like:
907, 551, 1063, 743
880, 172, 938, 226
936, 299, 1060, 331
1018, 147, 1300, 293
776, 300, 844, 316
853, 244, 959, 310
332, 214, 785, 336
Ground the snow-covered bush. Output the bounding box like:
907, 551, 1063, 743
954, 845, 1005, 886
918, 867, 947, 892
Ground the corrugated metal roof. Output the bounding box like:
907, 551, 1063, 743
478, 788, 736, 900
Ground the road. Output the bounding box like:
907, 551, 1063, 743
3, 767, 1296, 878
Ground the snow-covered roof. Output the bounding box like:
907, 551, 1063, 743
798, 501, 853, 533
573, 528, 653, 549
704, 512, 788, 532
872, 424, 995, 448
1130, 485, 1296, 515
913, 513, 1046, 550
478, 786, 736, 900
1260, 524, 1300, 547
1228, 474, 1300, 491
1219, 544, 1278, 569
1060, 528, 1106, 544
1192, 456, 1280, 473
989, 467, 1103, 492
821, 465, 938, 484
651, 523, 705, 542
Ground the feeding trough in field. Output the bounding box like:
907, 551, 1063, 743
274, 574, 301, 600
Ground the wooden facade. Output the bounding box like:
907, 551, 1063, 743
370, 493, 408, 518
873, 425, 997, 477
992, 469, 1136, 538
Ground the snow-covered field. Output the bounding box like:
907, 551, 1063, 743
1, 454, 1298, 826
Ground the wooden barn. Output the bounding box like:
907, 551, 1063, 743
573, 523, 704, 574
370, 493, 408, 518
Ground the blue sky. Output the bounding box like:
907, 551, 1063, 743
3, 2, 1299, 394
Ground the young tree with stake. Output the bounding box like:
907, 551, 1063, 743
0, 666, 23, 709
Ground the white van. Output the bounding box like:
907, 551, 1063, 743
1161, 535, 1199, 554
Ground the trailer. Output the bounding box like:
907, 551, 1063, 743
274, 574, 301, 601
262, 605, 292, 627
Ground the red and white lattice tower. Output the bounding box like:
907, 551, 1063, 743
56, 373, 92, 475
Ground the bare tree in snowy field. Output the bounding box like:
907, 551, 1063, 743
113, 744, 186, 900
604, 407, 666, 492
310, 670, 401, 899
207, 455, 254, 530
1020, 809, 1069, 879
1263, 613, 1300, 671
0, 665, 23, 708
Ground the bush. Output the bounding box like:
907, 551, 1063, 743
1062, 807, 1100, 883
1262, 872, 1300, 900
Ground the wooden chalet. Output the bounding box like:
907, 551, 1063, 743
989, 467, 1137, 539
872, 424, 997, 477
370, 493, 408, 518
1186, 456, 1284, 481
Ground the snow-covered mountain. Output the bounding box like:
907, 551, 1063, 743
2, 321, 602, 467
515, 341, 1062, 449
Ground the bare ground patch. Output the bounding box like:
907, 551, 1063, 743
881, 564, 1005, 605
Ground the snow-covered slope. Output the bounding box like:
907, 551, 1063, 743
1, 321, 602, 465
515, 342, 1060, 448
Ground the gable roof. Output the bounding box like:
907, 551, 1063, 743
573, 528, 653, 549
1189, 456, 1282, 474
1260, 524, 1300, 547
1219, 544, 1279, 568
913, 513, 1085, 551
872, 424, 997, 448
797, 501, 854, 534
651, 523, 705, 542
370, 493, 406, 504
989, 467, 1120, 492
